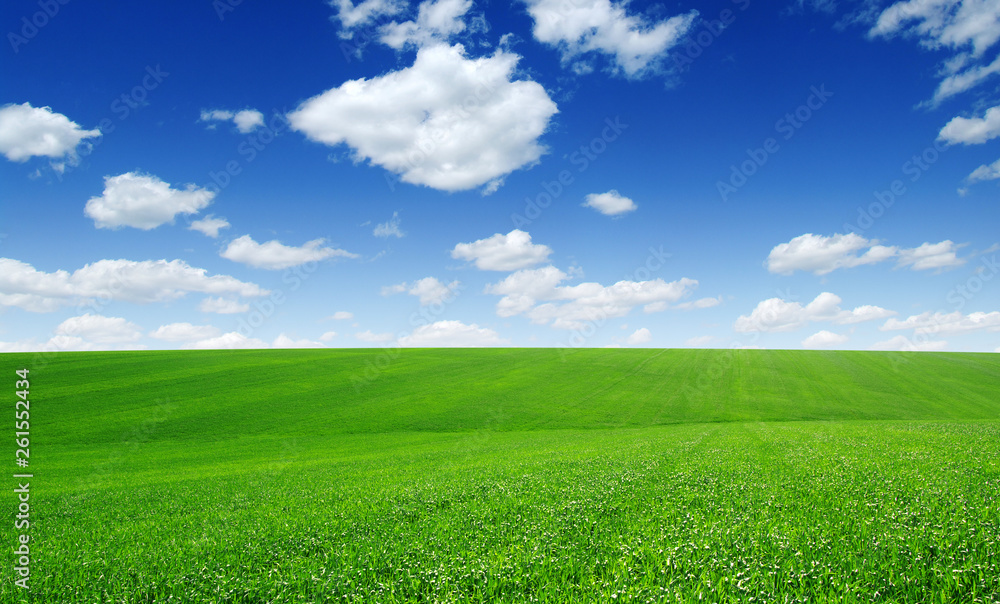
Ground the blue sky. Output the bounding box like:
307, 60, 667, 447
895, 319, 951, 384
1, 0, 998, 352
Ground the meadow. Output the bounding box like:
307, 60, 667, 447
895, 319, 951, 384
3, 348, 999, 603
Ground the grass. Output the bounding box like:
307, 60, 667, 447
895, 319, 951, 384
2, 348, 999, 603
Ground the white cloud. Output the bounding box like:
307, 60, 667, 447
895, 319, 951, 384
880, 310, 1000, 335
767, 233, 966, 274
319, 331, 338, 342
451, 229, 552, 271
734, 292, 895, 333
380, 0, 471, 49
85, 172, 215, 230
220, 235, 358, 270
0, 334, 116, 353
330, 311, 354, 320
766, 233, 896, 275
189, 215, 231, 238
199, 297, 250, 314
870, 1, 1000, 105
486, 265, 699, 330
55, 314, 142, 344
939, 105, 1000, 144
674, 296, 722, 311
967, 157, 1000, 182
272, 334, 324, 348
398, 320, 508, 346
331, 0, 404, 31
374, 211, 404, 238
583, 190, 637, 216
199, 108, 265, 133
185, 332, 267, 350
932, 54, 1000, 104
837, 304, 898, 324
288, 43, 558, 193
356, 330, 395, 343
896, 240, 965, 270
0, 257, 267, 313
0, 102, 100, 162
802, 330, 849, 348
870, 0, 1000, 58
685, 335, 714, 346
383, 277, 461, 305
870, 334, 948, 352
522, 0, 697, 77
626, 327, 651, 345
149, 322, 222, 342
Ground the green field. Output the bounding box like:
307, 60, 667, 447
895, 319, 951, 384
3, 348, 999, 603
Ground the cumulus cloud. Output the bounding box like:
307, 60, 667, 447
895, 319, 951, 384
880, 310, 1000, 335
0, 102, 100, 162
382, 277, 461, 305
734, 292, 896, 333
0, 257, 267, 313
189, 215, 231, 238
330, 311, 354, 320
767, 233, 966, 274
220, 235, 358, 270
939, 105, 1000, 144
199, 108, 265, 133
398, 320, 508, 346
870, 334, 948, 351
319, 331, 338, 342
331, 0, 404, 32
374, 211, 404, 238
522, 0, 697, 77
288, 43, 558, 192
626, 327, 651, 345
802, 330, 849, 348
198, 297, 250, 314
55, 314, 142, 344
451, 229, 552, 271
967, 157, 1000, 182
149, 322, 222, 342
380, 0, 471, 49
896, 240, 965, 270
185, 332, 268, 350
583, 190, 637, 216
486, 265, 699, 330
836, 304, 898, 324
766, 233, 896, 275
85, 172, 215, 230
